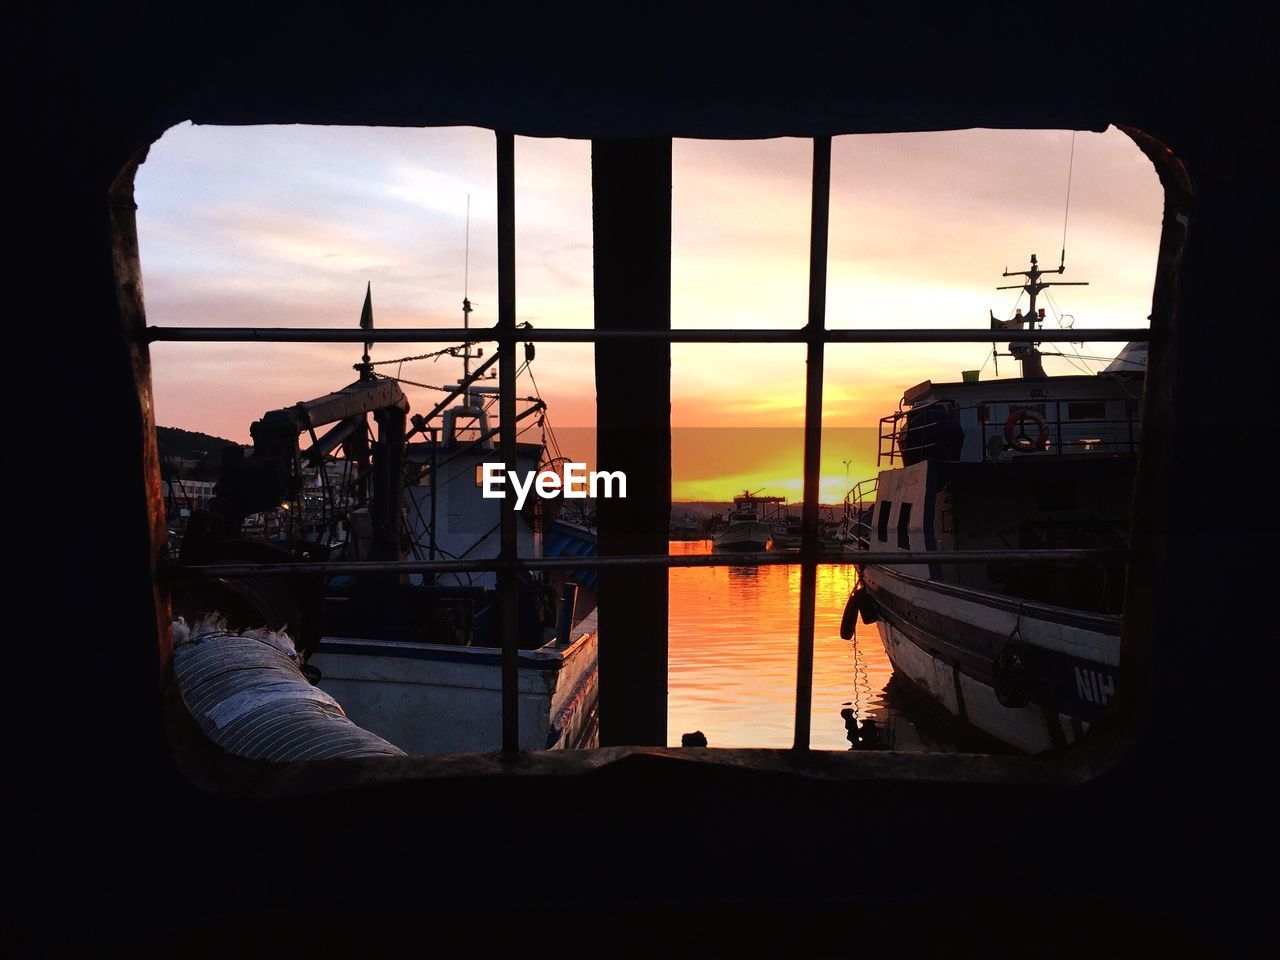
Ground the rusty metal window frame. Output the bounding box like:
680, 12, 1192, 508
152, 134, 1149, 754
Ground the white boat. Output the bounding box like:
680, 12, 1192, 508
172, 287, 600, 755
712, 491, 782, 552
308, 295, 601, 752
843, 254, 1140, 753
770, 521, 802, 550
311, 610, 598, 753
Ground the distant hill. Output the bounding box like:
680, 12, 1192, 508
156, 426, 247, 480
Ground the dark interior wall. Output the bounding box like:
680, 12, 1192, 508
19, 5, 1273, 951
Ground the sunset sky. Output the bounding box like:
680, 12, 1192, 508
138, 124, 1161, 501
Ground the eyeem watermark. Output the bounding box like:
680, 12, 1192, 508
481, 463, 626, 510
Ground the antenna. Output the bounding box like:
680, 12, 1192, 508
453, 194, 488, 393
1060, 131, 1076, 270
996, 253, 1089, 378
462, 194, 473, 380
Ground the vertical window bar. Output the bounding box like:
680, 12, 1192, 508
496, 131, 520, 754
793, 136, 831, 751
591, 139, 673, 747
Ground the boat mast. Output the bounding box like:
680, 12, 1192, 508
446, 195, 494, 443
460, 194, 478, 382
995, 253, 1088, 378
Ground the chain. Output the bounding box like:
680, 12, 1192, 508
364, 345, 469, 368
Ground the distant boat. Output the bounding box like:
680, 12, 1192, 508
770, 523, 802, 550
670, 513, 704, 540
712, 491, 783, 552
773, 510, 847, 552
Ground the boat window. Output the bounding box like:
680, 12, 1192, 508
125, 121, 1168, 775
877, 499, 893, 543
1068, 401, 1107, 420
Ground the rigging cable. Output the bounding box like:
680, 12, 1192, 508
1041, 287, 1100, 376
525, 363, 565, 464
1060, 130, 1076, 266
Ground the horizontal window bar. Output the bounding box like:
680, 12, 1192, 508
166, 548, 1127, 579
147, 326, 1150, 345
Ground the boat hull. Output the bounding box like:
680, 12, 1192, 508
310, 612, 599, 753
861, 564, 1120, 753
712, 521, 772, 552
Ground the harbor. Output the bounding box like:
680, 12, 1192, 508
669, 539, 960, 751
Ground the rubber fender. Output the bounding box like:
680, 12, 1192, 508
840, 586, 879, 639
992, 643, 1034, 708
839, 591, 860, 640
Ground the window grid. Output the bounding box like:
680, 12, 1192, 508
156, 134, 1148, 754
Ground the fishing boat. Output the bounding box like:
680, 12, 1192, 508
777, 511, 850, 552
842, 254, 1141, 753
670, 512, 704, 540
770, 523, 802, 550
712, 491, 782, 552
173, 287, 599, 756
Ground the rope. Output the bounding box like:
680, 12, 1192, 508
525, 363, 565, 463
978, 345, 994, 374
373, 372, 453, 392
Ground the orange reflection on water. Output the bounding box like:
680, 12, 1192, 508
667, 540, 893, 749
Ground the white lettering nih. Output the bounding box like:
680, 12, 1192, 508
481, 463, 626, 510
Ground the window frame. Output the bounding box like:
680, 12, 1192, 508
117, 125, 1185, 788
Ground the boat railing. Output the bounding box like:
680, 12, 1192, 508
877, 399, 950, 466
974, 396, 1141, 462
878, 395, 1141, 465
843, 477, 878, 549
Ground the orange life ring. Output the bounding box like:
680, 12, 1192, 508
1004, 408, 1049, 451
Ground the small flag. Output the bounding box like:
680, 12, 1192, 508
360, 282, 373, 369
360, 282, 373, 331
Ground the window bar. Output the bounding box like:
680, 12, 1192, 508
496, 131, 520, 754
147, 326, 1147, 345
168, 547, 1127, 580
794, 136, 831, 751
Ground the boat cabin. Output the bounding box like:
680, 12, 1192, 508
856, 363, 1143, 613
403, 394, 543, 591
728, 491, 787, 524
883, 370, 1142, 467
